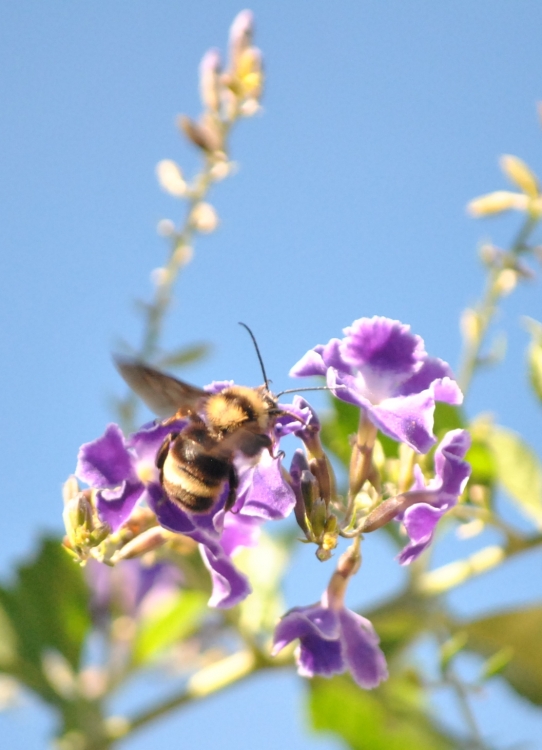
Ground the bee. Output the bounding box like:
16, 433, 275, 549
115, 330, 287, 514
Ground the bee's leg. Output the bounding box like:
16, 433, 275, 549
225, 464, 239, 513
155, 433, 179, 480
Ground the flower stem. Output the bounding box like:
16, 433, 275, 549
458, 215, 538, 397
115, 649, 277, 742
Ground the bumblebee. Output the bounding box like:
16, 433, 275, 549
115, 357, 284, 514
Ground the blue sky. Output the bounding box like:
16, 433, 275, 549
1, 2, 542, 748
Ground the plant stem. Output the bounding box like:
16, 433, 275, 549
117, 649, 277, 741
446, 669, 485, 750
458, 215, 537, 397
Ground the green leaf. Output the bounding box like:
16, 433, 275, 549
463, 606, 542, 705
308, 673, 462, 750
524, 317, 542, 404
367, 595, 427, 657
528, 339, 542, 404
320, 397, 360, 467
466, 439, 497, 487
133, 589, 208, 665
155, 343, 211, 370
0, 537, 91, 672
433, 402, 465, 438
487, 426, 542, 529
0, 605, 17, 668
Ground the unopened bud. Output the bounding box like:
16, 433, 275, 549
150, 267, 170, 287
191, 202, 219, 233
500, 154, 539, 198
173, 243, 194, 266
178, 115, 223, 154
229, 10, 253, 68
461, 308, 481, 344
62, 475, 80, 505
63, 493, 93, 548
310, 497, 327, 539
301, 469, 319, 517
467, 191, 528, 217
478, 243, 501, 266
111, 526, 167, 561
495, 268, 518, 296
209, 160, 232, 182
156, 160, 187, 197
199, 48, 221, 113
157, 219, 176, 237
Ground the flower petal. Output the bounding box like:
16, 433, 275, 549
76, 423, 135, 488
296, 635, 345, 678
339, 610, 388, 689
341, 317, 423, 374
96, 481, 144, 531
399, 357, 462, 404
434, 429, 471, 496
369, 392, 437, 453
199, 543, 251, 608
238, 451, 296, 521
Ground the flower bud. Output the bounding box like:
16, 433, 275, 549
191, 202, 219, 233
177, 115, 223, 154
467, 190, 528, 217
229, 10, 254, 69
157, 218, 176, 237
199, 48, 221, 113
495, 268, 518, 296
62, 475, 80, 505
156, 160, 187, 197
111, 526, 168, 562
309, 496, 327, 540
500, 154, 539, 198
461, 308, 481, 344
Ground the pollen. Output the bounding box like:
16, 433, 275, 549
136, 461, 156, 485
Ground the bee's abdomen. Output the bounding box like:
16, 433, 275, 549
162, 435, 230, 513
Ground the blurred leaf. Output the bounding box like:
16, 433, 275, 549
0, 538, 91, 672
440, 631, 468, 672
463, 606, 542, 705
236, 533, 287, 635
0, 606, 17, 668
466, 439, 497, 487
367, 595, 427, 657
487, 426, 542, 529
526, 326, 542, 404
308, 673, 462, 750
480, 646, 514, 682
321, 397, 359, 467
155, 343, 211, 370
433, 403, 465, 438
133, 590, 208, 666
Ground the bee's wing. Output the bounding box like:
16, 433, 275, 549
210, 427, 272, 460
114, 356, 208, 417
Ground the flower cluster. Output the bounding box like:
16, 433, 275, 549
64, 315, 470, 690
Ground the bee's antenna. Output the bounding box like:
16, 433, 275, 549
275, 385, 348, 398
238, 322, 270, 389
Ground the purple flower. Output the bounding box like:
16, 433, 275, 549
86, 558, 183, 624
150, 447, 295, 607
272, 591, 388, 689
76, 421, 183, 532
397, 429, 471, 565
75, 394, 298, 609
290, 316, 463, 453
